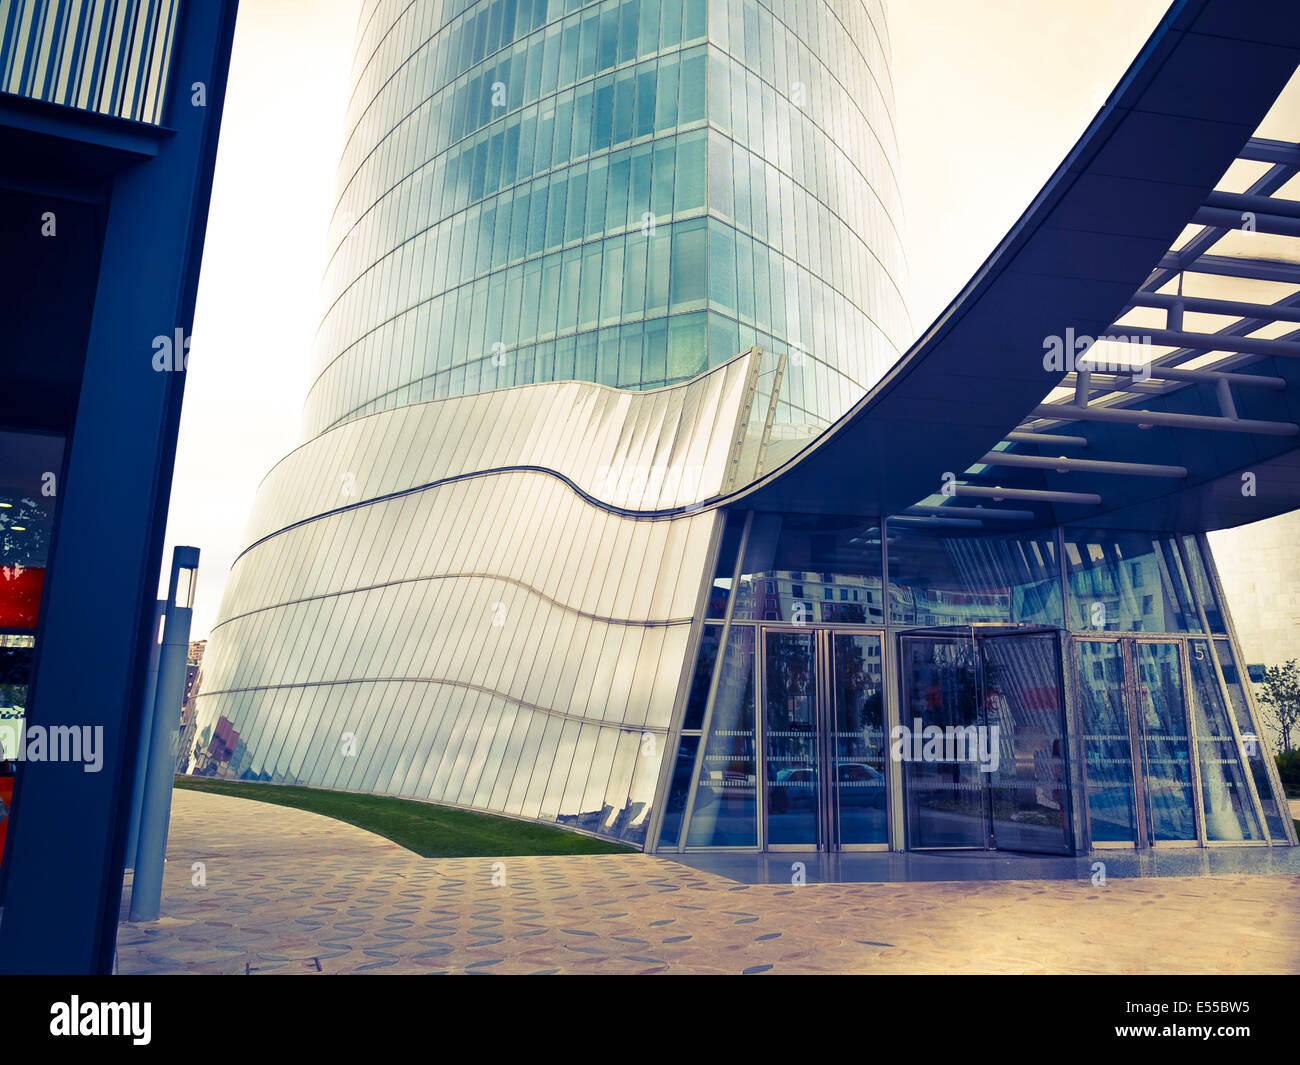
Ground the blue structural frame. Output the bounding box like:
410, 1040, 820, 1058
0, 0, 238, 974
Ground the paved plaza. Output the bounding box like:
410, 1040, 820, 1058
116, 791, 1300, 975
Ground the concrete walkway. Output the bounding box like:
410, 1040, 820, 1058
116, 790, 1300, 975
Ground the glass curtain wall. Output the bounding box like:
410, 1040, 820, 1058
306, 0, 909, 438
655, 515, 1292, 852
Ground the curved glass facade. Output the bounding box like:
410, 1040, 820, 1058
305, 0, 908, 437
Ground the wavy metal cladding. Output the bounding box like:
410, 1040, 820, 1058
0, 0, 179, 125
183, 358, 758, 844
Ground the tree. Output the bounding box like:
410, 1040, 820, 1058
1257, 660, 1300, 752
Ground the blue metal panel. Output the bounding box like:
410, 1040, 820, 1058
0, 0, 238, 974
0, 0, 180, 124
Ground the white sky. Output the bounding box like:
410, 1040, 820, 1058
164, 0, 1172, 639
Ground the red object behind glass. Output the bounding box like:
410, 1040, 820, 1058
0, 565, 43, 629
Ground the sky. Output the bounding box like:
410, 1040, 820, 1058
163, 0, 1173, 639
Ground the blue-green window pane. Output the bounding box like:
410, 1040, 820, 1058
527, 182, 548, 255
565, 169, 588, 242
557, 248, 581, 331
546, 179, 567, 249
578, 243, 603, 330
638, 0, 661, 58
670, 217, 706, 312
683, 0, 706, 40
635, 65, 657, 138
585, 157, 608, 235
622, 234, 648, 315
645, 227, 670, 314
592, 74, 614, 150
618, 0, 640, 63
618, 322, 644, 386
552, 92, 575, 164
660, 0, 683, 50
667, 311, 706, 378
613, 68, 636, 146
708, 131, 733, 217
628, 144, 653, 228
605, 152, 631, 231
560, 19, 581, 85
597, 6, 619, 71
596, 326, 619, 385
655, 54, 679, 128
577, 11, 599, 78
644, 316, 668, 379
538, 257, 562, 338
651, 140, 675, 217
679, 48, 705, 122
572, 81, 594, 157
708, 314, 739, 368
708, 49, 730, 133
600, 239, 625, 326
575, 330, 598, 378
708, 220, 737, 314
675, 129, 705, 210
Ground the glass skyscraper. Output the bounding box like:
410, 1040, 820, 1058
307, 0, 909, 437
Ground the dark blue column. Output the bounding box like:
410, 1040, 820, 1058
0, 1, 238, 974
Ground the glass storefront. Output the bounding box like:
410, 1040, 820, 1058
654, 513, 1293, 854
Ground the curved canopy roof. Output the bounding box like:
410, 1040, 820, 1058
730, 0, 1300, 534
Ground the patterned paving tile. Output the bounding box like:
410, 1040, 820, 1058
115, 790, 1300, 975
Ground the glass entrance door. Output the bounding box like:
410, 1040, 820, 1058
762, 628, 886, 850
899, 630, 1071, 854
1075, 638, 1199, 847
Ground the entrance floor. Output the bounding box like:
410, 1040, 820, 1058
115, 789, 1300, 975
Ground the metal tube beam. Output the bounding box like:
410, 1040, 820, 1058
1129, 290, 1300, 325
887, 514, 983, 528
1205, 190, 1300, 220
1155, 253, 1300, 285
904, 504, 1037, 521
1193, 205, 1300, 238
1132, 327, 1300, 358
1030, 403, 1299, 435
1061, 372, 1166, 394
1140, 365, 1286, 389
1239, 137, 1300, 167
1004, 430, 1088, 447
953, 484, 1102, 505
979, 451, 1187, 477
1074, 368, 1091, 407
1217, 377, 1238, 419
